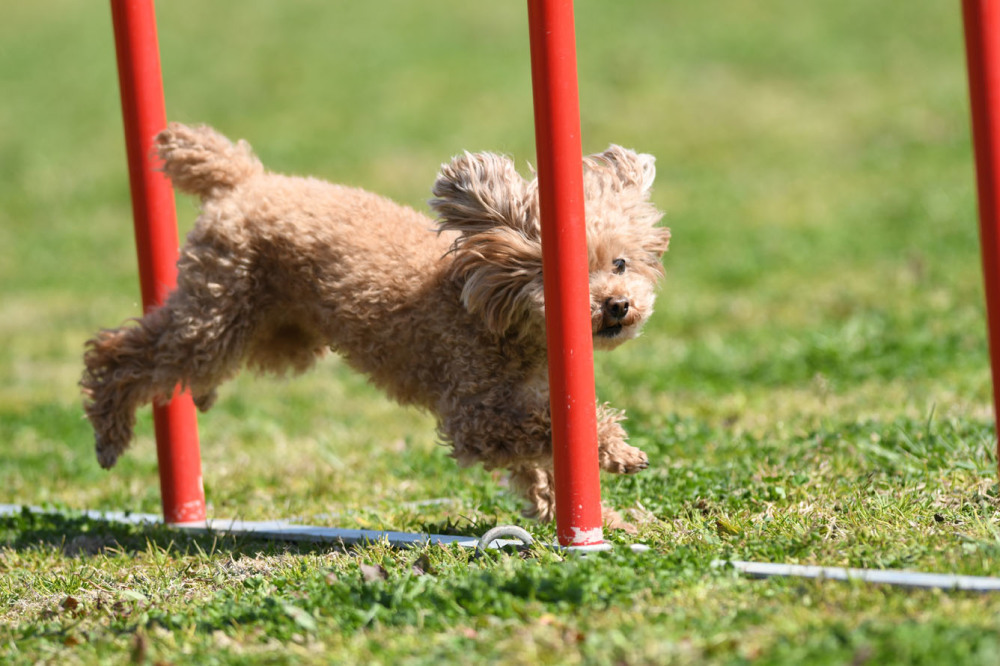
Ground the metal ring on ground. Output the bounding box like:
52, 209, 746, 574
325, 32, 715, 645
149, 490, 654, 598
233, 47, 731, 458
477, 525, 535, 552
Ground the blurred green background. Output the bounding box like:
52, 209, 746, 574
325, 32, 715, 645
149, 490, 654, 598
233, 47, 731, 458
0, 0, 988, 515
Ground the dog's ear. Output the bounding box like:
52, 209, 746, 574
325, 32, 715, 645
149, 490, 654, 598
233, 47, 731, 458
432, 152, 545, 336
645, 226, 672, 266
449, 227, 545, 337
430, 152, 538, 240
583, 145, 656, 198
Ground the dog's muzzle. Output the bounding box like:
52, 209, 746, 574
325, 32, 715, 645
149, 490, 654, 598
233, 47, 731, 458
596, 297, 630, 338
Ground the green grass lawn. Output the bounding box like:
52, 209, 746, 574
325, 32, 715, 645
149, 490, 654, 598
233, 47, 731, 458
3, 0, 1000, 663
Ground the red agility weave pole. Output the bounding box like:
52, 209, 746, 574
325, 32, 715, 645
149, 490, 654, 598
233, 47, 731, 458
110, 0, 205, 524
962, 0, 1000, 471
527, 0, 605, 547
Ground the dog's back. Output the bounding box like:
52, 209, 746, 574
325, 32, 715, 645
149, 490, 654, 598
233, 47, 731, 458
158, 124, 462, 396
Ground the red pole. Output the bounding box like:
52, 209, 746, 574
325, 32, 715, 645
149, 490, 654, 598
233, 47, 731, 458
110, 0, 206, 524
527, 0, 605, 547
962, 0, 1000, 471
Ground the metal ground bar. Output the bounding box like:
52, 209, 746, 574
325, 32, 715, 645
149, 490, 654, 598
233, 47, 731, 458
17, 504, 1000, 587
716, 559, 1000, 592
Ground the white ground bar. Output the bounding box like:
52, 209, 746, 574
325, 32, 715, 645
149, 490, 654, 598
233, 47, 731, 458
716, 559, 1000, 592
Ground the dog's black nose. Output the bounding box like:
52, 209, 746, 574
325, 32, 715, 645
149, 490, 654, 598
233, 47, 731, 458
603, 297, 629, 321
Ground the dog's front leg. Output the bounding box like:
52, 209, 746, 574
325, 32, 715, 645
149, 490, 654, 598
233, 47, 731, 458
506, 403, 646, 521
595, 403, 648, 474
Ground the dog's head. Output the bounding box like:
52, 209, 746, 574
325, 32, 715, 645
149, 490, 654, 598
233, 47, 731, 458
431, 146, 670, 350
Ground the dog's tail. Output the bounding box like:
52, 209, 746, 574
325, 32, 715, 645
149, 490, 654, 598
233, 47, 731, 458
155, 123, 263, 199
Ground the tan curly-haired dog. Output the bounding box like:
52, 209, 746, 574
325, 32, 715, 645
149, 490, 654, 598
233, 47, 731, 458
81, 123, 670, 521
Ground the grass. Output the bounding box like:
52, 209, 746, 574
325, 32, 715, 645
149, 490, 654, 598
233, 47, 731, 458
1, 0, 999, 663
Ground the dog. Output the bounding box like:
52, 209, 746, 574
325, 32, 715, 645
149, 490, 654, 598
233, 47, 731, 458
81, 123, 670, 521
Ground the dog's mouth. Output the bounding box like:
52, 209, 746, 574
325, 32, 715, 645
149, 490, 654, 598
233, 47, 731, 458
595, 324, 624, 339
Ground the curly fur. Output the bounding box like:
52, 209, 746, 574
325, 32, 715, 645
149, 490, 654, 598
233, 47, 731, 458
81, 123, 670, 522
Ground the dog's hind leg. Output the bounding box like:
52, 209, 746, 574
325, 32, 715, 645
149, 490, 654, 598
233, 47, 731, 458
82, 288, 253, 468
82, 306, 181, 468
508, 465, 557, 521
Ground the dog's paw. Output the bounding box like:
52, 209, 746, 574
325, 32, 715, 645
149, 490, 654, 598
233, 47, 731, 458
95, 435, 120, 470
599, 444, 648, 475
602, 506, 639, 534
193, 389, 218, 412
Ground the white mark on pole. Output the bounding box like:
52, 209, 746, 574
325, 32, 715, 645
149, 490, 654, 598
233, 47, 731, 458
570, 526, 604, 545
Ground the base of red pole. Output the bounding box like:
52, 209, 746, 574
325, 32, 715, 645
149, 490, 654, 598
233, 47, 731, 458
153, 393, 205, 524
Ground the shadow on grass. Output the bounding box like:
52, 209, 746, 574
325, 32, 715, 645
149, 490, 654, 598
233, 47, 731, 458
417, 515, 503, 538
0, 507, 354, 559
1, 507, 525, 559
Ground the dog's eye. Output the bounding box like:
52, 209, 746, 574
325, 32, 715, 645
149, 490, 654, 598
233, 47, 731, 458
612, 258, 627, 274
